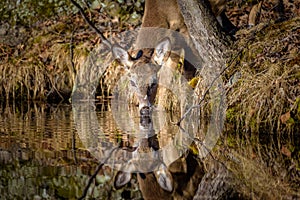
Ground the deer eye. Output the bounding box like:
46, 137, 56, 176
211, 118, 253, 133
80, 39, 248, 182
130, 80, 137, 87
134, 50, 143, 60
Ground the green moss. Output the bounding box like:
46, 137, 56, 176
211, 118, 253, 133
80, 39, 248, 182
74, 44, 90, 58
33, 35, 43, 44
52, 22, 69, 33
286, 117, 295, 125
226, 135, 237, 148
249, 116, 258, 132
226, 108, 237, 123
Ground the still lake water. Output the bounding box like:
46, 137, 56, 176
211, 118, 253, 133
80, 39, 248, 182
0, 100, 299, 199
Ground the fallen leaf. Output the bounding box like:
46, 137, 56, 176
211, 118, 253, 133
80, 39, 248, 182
280, 111, 291, 124
281, 145, 291, 157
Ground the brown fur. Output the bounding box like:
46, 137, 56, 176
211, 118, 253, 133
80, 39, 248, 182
142, 0, 235, 34
137, 151, 204, 200
142, 0, 188, 35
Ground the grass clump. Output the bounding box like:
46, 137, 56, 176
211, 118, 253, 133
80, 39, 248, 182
224, 17, 300, 134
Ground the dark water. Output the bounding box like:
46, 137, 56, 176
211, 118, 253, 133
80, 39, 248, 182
0, 101, 114, 199
0, 101, 299, 199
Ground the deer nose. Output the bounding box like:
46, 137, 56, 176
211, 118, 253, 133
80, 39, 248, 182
140, 106, 151, 116
139, 95, 151, 116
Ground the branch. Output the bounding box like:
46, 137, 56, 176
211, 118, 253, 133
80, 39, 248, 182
175, 67, 226, 125
175, 49, 243, 125
78, 146, 119, 200
70, 28, 76, 76
70, 0, 111, 48
177, 125, 216, 160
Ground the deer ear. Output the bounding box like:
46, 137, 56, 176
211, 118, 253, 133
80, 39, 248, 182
153, 38, 171, 65
112, 45, 132, 67
154, 164, 173, 192
114, 171, 132, 189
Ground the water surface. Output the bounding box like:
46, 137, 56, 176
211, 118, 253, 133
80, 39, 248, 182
0, 101, 299, 199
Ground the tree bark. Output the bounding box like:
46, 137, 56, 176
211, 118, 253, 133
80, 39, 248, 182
176, 0, 229, 159
177, 0, 231, 70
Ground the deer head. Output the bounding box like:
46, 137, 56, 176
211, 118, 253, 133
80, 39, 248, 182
112, 38, 171, 116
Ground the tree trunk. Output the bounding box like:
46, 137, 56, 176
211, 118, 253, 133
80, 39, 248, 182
177, 0, 231, 70
177, 0, 229, 167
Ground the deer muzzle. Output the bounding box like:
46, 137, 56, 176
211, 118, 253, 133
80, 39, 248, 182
140, 106, 151, 116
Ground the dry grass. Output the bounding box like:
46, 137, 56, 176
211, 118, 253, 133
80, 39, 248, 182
225, 17, 300, 134
0, 21, 81, 100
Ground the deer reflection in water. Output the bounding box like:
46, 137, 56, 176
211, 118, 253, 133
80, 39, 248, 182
114, 114, 204, 200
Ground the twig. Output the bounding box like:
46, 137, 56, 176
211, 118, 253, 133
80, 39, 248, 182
70, 0, 111, 48
78, 146, 119, 200
177, 125, 216, 160
70, 28, 76, 77
46, 76, 64, 100
178, 121, 234, 175
175, 49, 243, 125
175, 65, 228, 125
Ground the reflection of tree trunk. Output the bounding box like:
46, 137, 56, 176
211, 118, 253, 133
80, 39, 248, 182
194, 161, 240, 199
177, 0, 231, 70
72, 132, 78, 164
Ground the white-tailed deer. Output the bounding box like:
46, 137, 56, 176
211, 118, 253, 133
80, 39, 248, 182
110, 0, 235, 193
111, 0, 237, 116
